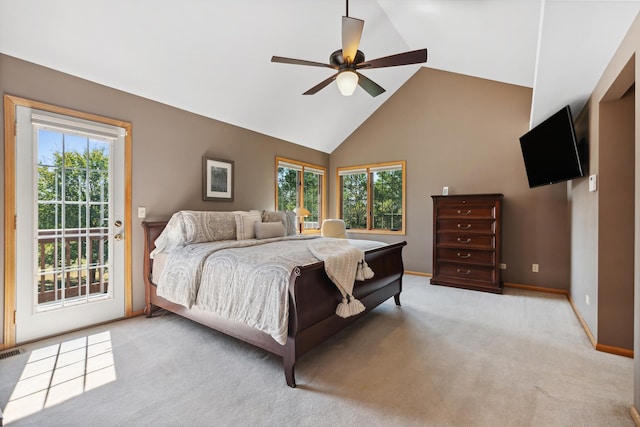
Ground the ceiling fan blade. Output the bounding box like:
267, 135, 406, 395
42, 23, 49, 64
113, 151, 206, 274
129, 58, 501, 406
342, 16, 364, 64
356, 49, 428, 70
271, 56, 336, 69
303, 73, 339, 95
356, 72, 385, 97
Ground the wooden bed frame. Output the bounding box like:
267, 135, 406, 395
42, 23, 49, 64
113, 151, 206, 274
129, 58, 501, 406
142, 220, 406, 387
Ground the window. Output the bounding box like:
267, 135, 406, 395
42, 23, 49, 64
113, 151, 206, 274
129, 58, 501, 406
276, 157, 326, 231
338, 161, 406, 234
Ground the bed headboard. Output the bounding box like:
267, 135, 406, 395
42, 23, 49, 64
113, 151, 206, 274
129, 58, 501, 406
141, 221, 169, 286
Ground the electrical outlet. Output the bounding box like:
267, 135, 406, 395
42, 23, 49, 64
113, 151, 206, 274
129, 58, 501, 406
138, 207, 146, 219
499, 263, 507, 270
532, 263, 539, 273
586, 294, 590, 305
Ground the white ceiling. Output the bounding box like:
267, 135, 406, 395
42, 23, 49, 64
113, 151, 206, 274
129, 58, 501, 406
1, 0, 639, 153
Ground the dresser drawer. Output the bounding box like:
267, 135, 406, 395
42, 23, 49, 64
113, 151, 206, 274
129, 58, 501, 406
436, 248, 495, 265
436, 219, 495, 234
436, 234, 495, 249
435, 262, 496, 284
437, 205, 496, 219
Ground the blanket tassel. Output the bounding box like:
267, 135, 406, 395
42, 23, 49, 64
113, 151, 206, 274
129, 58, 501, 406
355, 260, 375, 281
349, 297, 365, 316
336, 297, 351, 318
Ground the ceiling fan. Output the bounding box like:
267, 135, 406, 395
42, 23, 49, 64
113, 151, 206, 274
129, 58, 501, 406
271, 0, 428, 97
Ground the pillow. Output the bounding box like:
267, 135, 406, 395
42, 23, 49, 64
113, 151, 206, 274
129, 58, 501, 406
151, 212, 187, 258
261, 210, 286, 224
284, 211, 297, 236
261, 210, 299, 236
254, 221, 286, 239
181, 210, 237, 243
151, 210, 244, 258
235, 211, 262, 240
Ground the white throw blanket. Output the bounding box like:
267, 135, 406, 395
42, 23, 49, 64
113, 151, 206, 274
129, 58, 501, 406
307, 239, 374, 318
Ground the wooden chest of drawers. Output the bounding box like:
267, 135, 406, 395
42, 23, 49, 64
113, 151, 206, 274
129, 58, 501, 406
431, 194, 503, 293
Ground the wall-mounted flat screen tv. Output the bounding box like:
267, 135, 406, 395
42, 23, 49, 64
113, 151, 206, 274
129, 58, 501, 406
519, 105, 584, 188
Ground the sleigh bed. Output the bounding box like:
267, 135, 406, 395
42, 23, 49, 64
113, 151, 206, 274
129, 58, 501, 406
142, 210, 406, 387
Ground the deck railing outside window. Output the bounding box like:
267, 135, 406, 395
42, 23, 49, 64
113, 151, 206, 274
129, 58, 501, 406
36, 227, 109, 304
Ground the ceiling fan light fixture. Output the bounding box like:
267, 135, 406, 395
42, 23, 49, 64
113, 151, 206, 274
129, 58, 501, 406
336, 70, 359, 96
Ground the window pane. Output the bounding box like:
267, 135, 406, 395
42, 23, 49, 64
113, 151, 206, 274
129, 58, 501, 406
38, 202, 62, 230
64, 134, 89, 161
341, 173, 368, 229
89, 171, 108, 202
37, 129, 63, 167
65, 203, 86, 230
89, 203, 108, 228
38, 166, 62, 202
372, 170, 403, 231
303, 171, 321, 229
64, 168, 87, 202
277, 166, 299, 211
88, 140, 109, 172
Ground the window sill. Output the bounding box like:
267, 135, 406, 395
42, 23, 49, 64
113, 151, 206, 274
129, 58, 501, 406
345, 229, 406, 236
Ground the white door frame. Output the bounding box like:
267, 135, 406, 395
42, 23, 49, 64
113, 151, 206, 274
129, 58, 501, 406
3, 94, 132, 348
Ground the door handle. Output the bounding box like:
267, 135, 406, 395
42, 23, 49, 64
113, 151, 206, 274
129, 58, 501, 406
114, 234, 124, 241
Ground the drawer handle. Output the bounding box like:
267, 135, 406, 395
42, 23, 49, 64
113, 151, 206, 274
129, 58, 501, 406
457, 209, 471, 215
457, 238, 471, 244
457, 224, 471, 230
456, 269, 471, 275
457, 253, 471, 259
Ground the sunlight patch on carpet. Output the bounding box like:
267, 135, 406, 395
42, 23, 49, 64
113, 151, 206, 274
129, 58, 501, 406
2, 331, 116, 423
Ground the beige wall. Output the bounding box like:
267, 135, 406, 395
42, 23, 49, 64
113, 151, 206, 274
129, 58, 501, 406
572, 22, 638, 351
0, 54, 329, 347
598, 91, 635, 349
570, 11, 640, 410
330, 67, 573, 290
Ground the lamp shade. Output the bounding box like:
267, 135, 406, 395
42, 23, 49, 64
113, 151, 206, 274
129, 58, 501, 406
336, 70, 359, 96
293, 207, 311, 217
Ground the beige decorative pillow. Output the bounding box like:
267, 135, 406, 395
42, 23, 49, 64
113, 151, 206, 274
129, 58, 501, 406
181, 210, 237, 242
235, 211, 262, 240
254, 221, 286, 239
261, 210, 285, 223
261, 210, 298, 236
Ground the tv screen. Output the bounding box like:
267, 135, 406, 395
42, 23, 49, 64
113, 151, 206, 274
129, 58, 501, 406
519, 105, 584, 188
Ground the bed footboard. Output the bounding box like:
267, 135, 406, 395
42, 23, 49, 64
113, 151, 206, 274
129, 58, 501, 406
284, 241, 406, 386
141, 221, 406, 388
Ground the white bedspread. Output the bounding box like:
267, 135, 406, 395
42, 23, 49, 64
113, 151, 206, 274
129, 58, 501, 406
155, 237, 385, 344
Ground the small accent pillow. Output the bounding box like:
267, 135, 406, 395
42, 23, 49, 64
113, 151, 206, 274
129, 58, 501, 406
254, 221, 286, 239
261, 210, 298, 236
235, 211, 262, 240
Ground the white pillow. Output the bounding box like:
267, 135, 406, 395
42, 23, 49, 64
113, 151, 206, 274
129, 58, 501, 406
235, 211, 262, 240
151, 212, 187, 258
254, 221, 286, 239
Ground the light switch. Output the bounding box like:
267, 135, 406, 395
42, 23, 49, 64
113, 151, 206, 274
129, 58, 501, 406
138, 207, 146, 219
442, 186, 449, 196
588, 175, 597, 192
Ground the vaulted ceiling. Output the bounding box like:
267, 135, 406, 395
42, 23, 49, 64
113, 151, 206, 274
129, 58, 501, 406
1, 1, 639, 153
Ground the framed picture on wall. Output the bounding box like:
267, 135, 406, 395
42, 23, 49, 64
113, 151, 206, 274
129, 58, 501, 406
202, 156, 234, 201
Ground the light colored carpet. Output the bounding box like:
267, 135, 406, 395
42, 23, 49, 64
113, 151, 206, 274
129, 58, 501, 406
0, 275, 634, 426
